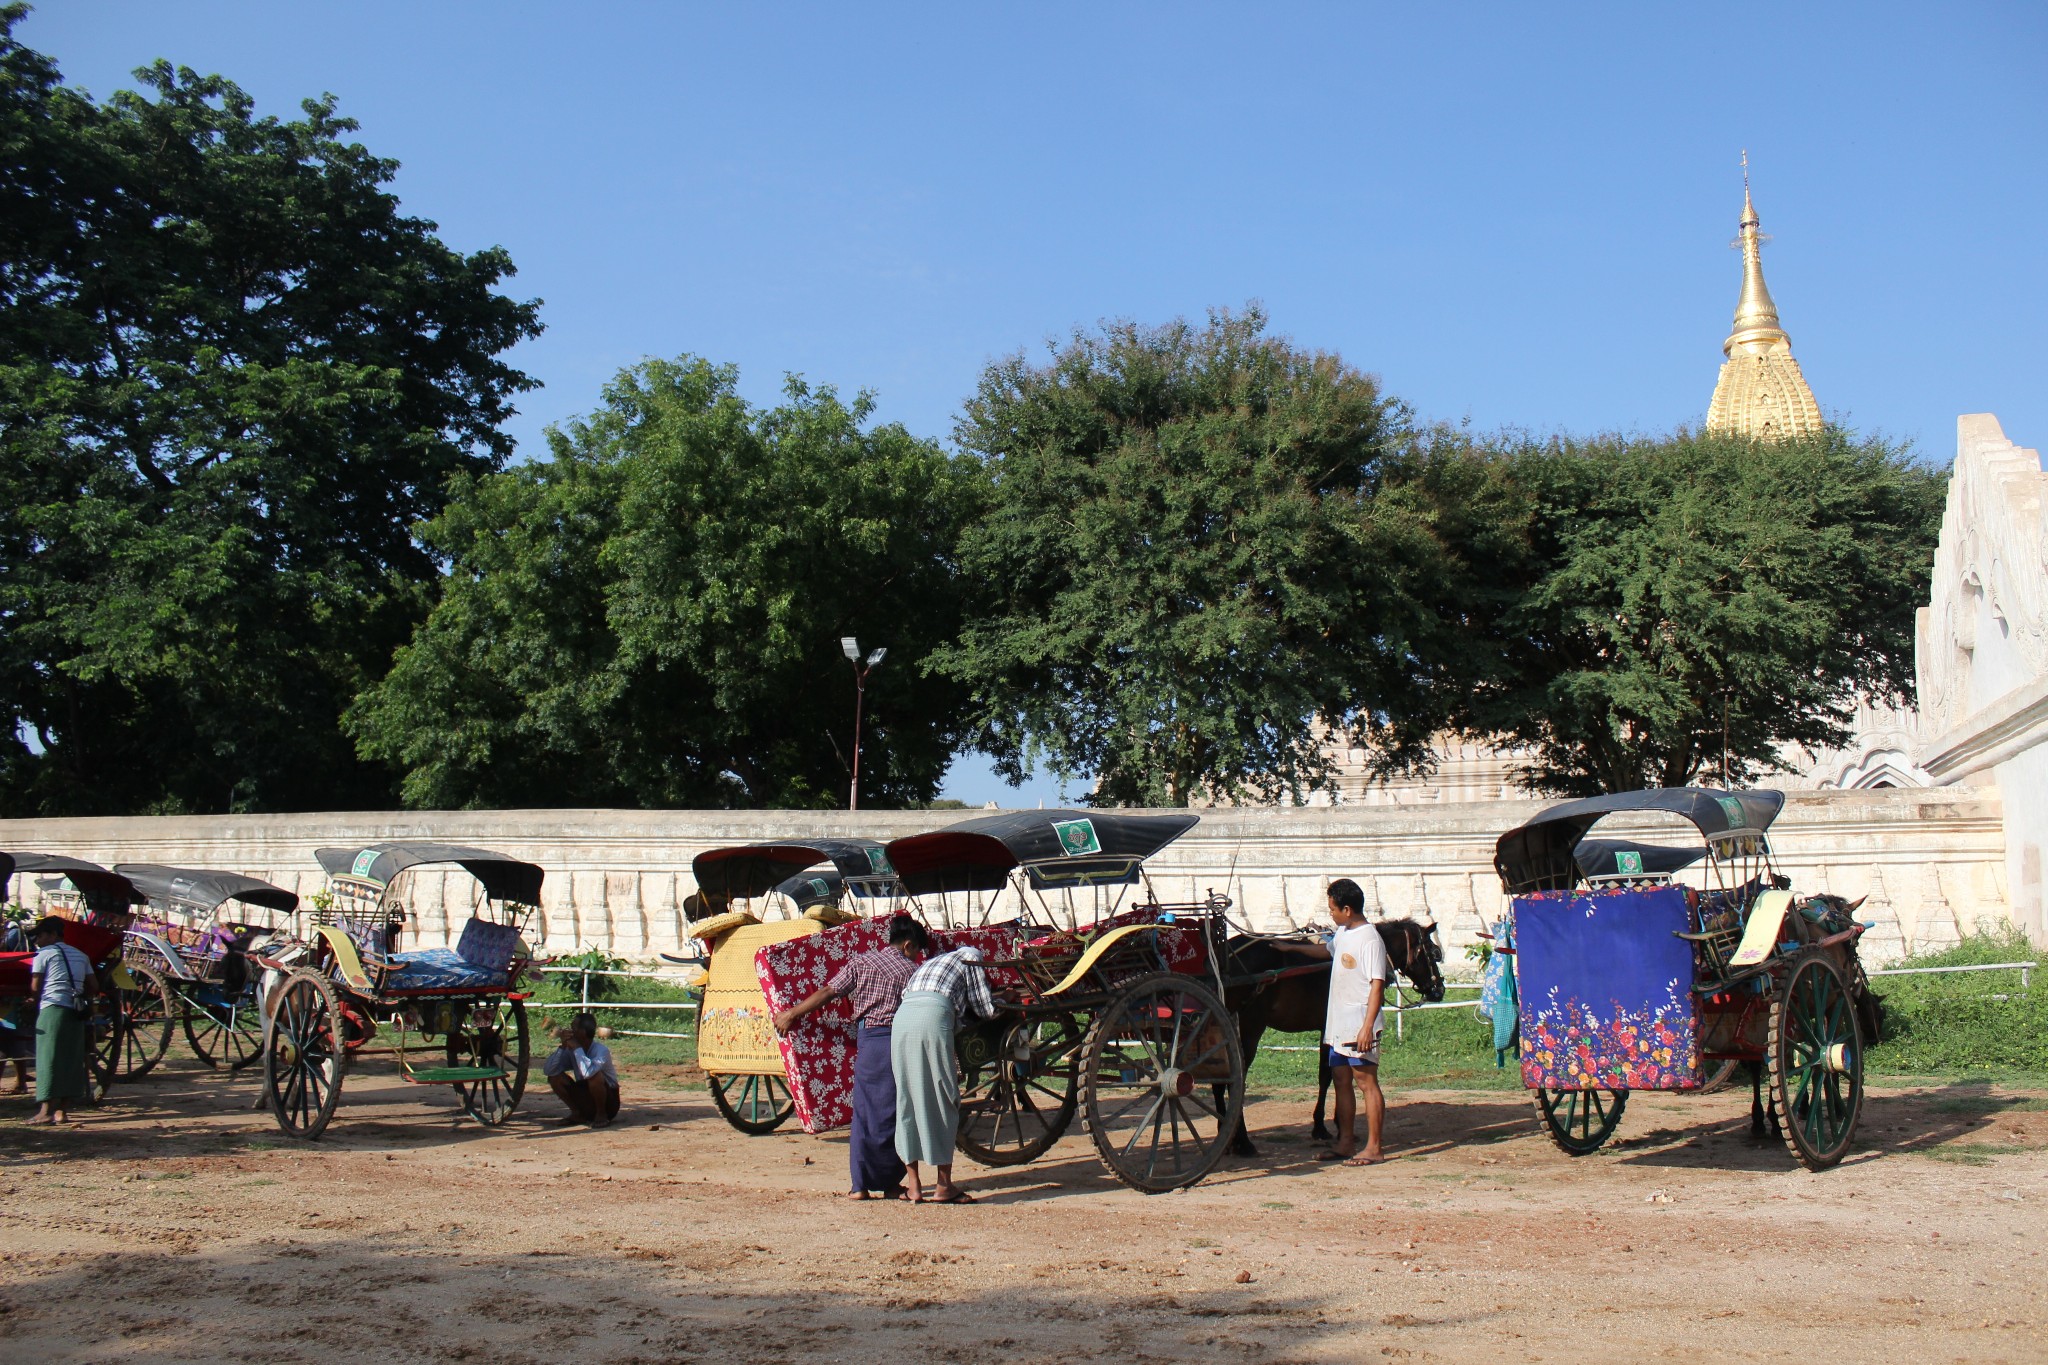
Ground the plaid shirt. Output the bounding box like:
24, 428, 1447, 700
903, 947, 997, 1021
828, 947, 919, 1027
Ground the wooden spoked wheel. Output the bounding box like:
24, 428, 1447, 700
1081, 973, 1244, 1194
1768, 952, 1864, 1171
956, 1014, 1082, 1167
103, 963, 175, 1080
445, 997, 530, 1125
708, 1072, 797, 1134
262, 969, 345, 1139
1534, 1087, 1629, 1155
184, 987, 264, 1071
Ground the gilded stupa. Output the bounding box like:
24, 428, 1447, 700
1705, 157, 1825, 440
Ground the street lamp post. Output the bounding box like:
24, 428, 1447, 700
841, 636, 887, 811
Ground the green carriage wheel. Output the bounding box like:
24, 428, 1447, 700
1081, 972, 1244, 1194
445, 997, 531, 1125
185, 990, 265, 1071
1534, 1086, 1628, 1155
1767, 952, 1864, 1171
102, 963, 175, 1080
708, 1071, 797, 1134
262, 969, 345, 1140
956, 1013, 1082, 1167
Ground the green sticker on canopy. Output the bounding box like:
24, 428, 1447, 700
1052, 818, 1101, 857
866, 847, 894, 876
1615, 850, 1644, 875
350, 849, 383, 880
807, 877, 831, 899
1716, 796, 1746, 829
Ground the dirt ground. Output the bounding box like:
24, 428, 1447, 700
0, 1057, 2043, 1365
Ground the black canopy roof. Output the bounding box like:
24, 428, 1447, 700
115, 864, 299, 916
775, 868, 846, 910
1495, 788, 1785, 894
690, 840, 895, 903
7, 852, 144, 906
885, 810, 1200, 895
315, 843, 545, 906
1572, 839, 1709, 882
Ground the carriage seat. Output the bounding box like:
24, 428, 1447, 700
384, 917, 523, 991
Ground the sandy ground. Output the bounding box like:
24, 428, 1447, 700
0, 1056, 2044, 1365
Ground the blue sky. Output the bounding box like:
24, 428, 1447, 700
27, 2, 2047, 805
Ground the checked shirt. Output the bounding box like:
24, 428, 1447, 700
827, 947, 919, 1028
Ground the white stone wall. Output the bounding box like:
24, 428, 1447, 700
1917, 415, 2048, 943
0, 788, 2006, 967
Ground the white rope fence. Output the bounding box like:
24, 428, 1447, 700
530, 959, 2038, 1045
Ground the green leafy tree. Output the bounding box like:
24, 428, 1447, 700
1441, 427, 1946, 794
938, 307, 1449, 806
0, 8, 542, 814
349, 357, 981, 809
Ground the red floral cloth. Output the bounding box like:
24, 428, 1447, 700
756, 921, 1021, 1133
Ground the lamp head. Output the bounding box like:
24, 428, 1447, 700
866, 647, 887, 667
840, 636, 860, 661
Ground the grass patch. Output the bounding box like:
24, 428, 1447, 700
1918, 1142, 2029, 1166
1867, 928, 2048, 1082
1260, 1200, 1294, 1210
529, 971, 700, 1045
1249, 1004, 1518, 1092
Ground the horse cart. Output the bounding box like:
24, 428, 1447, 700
688, 839, 899, 1133
0, 854, 160, 1091
116, 865, 298, 1072
1494, 787, 1877, 1170
878, 810, 1250, 1193
256, 843, 544, 1139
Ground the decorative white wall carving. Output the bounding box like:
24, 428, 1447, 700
1916, 414, 2048, 941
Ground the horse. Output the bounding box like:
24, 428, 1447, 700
1218, 918, 1446, 1157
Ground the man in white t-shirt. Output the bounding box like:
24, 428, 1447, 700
543, 1011, 621, 1127
1278, 878, 1389, 1164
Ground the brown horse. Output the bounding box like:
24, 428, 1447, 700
1220, 919, 1446, 1156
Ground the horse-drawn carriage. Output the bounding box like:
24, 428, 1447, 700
1494, 787, 1876, 1170
116, 865, 298, 1072
689, 838, 899, 1133
874, 810, 1251, 1193
0, 854, 159, 1092
255, 843, 545, 1139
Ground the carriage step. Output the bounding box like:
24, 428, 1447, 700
405, 1066, 507, 1084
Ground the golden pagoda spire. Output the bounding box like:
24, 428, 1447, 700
1706, 152, 1824, 440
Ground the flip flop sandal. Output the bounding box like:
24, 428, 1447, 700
932, 1190, 977, 1205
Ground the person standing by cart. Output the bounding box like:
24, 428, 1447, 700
1275, 879, 1390, 1164
27, 917, 96, 1125
892, 944, 1000, 1204
773, 914, 932, 1200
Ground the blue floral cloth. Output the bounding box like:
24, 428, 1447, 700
1514, 885, 1699, 1091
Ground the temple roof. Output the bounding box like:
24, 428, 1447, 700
1706, 156, 1824, 441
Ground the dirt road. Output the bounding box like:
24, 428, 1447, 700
1, 1059, 2043, 1363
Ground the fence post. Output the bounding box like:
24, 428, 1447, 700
580, 970, 590, 1012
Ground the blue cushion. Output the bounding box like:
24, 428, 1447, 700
384, 947, 509, 991
454, 918, 522, 974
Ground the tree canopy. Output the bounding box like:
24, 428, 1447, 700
348, 357, 983, 810
1433, 427, 1946, 794
938, 308, 1451, 806
0, 8, 541, 814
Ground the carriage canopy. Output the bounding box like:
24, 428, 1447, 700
690, 840, 896, 903
885, 810, 1200, 896
115, 864, 299, 917
1494, 788, 1785, 894
314, 843, 545, 905
1572, 839, 1709, 883
8, 852, 145, 906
